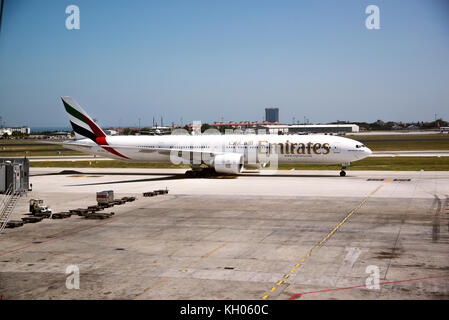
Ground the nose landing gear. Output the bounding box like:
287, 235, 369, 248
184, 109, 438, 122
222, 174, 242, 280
340, 162, 350, 177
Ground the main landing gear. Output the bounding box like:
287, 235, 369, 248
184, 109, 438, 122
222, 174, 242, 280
340, 170, 346, 177
185, 167, 216, 178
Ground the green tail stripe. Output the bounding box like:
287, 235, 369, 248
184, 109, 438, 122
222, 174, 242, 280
62, 99, 87, 125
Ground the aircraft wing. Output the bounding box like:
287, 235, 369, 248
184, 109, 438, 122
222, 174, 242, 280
62, 141, 228, 157
107, 144, 228, 156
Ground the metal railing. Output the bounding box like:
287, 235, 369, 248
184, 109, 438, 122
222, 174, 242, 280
0, 184, 13, 214
0, 185, 22, 234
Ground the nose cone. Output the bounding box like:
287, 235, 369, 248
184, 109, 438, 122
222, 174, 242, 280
365, 147, 373, 156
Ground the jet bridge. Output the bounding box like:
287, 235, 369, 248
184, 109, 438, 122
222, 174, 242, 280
0, 158, 29, 194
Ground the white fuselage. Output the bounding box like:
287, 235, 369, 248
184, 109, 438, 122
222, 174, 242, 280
63, 134, 372, 167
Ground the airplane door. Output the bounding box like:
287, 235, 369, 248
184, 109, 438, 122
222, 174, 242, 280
14, 165, 21, 191
258, 141, 269, 154
333, 143, 341, 153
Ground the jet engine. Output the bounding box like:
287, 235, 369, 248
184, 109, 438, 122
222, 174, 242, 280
213, 153, 244, 174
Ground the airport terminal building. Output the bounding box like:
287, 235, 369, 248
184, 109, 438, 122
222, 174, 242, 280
260, 124, 359, 135
0, 127, 31, 136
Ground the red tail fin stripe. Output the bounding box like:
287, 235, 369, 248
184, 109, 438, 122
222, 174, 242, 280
81, 114, 106, 138
96, 136, 107, 145
102, 146, 130, 159
75, 108, 128, 159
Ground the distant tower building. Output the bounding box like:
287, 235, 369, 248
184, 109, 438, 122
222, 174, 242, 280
265, 107, 279, 123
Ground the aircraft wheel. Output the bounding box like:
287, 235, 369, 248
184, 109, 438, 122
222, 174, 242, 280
194, 171, 204, 178
340, 170, 346, 177
185, 170, 194, 178
203, 168, 216, 178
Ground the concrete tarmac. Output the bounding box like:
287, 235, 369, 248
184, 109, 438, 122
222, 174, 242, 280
23, 149, 449, 162
0, 168, 448, 300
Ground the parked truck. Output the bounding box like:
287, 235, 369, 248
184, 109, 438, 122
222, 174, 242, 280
29, 199, 52, 217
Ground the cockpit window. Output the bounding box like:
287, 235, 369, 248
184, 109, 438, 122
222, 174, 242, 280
356, 144, 366, 148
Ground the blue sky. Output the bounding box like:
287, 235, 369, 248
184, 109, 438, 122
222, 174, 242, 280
0, 0, 448, 127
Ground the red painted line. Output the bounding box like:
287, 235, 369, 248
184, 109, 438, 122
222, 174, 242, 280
0, 218, 117, 257
289, 273, 449, 300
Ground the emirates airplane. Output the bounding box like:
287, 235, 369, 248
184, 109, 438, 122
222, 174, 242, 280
61, 97, 372, 177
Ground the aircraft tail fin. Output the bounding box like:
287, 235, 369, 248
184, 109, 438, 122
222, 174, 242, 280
61, 96, 107, 143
